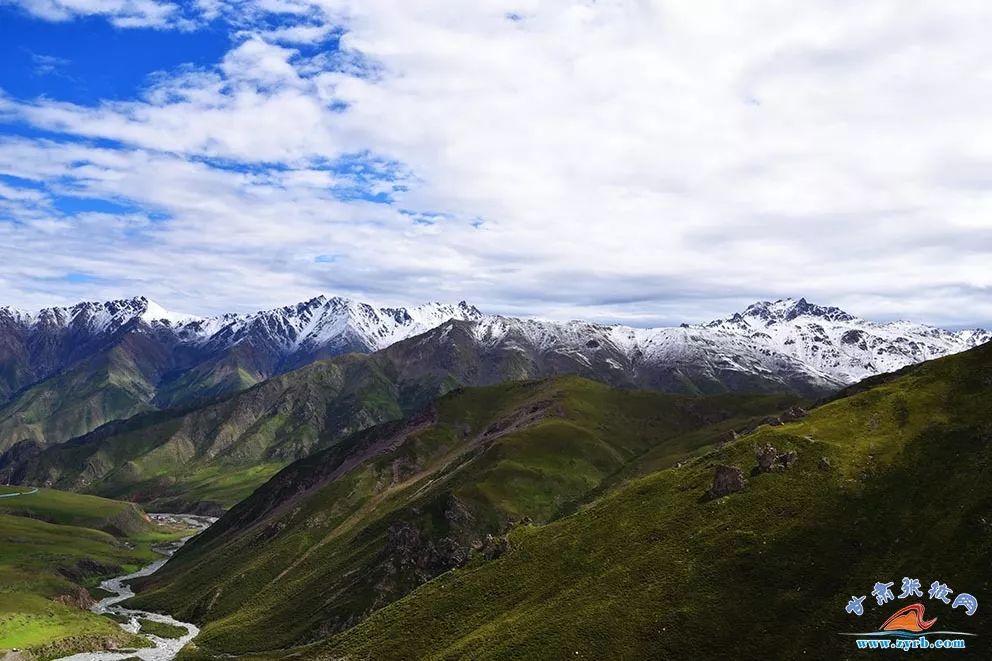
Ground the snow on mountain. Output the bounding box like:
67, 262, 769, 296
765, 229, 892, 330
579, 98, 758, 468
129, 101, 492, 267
1, 295, 482, 358
699, 297, 991, 383
140, 299, 200, 326
0, 293, 984, 454
0, 296, 186, 334
3, 294, 986, 389
171, 296, 483, 355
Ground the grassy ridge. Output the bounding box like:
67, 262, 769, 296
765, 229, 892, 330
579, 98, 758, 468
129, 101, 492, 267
276, 341, 992, 660
0, 485, 149, 535
0, 487, 190, 659
129, 377, 797, 657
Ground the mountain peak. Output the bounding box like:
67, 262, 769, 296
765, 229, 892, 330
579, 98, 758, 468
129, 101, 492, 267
139, 298, 199, 325
740, 298, 855, 323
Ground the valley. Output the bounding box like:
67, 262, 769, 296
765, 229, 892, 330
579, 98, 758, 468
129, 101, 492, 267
126, 378, 797, 655
0, 488, 197, 659
1, 295, 990, 660
56, 513, 215, 661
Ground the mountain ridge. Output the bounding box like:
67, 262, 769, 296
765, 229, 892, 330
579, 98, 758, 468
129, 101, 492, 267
5, 294, 986, 378
124, 377, 800, 653
0, 294, 987, 453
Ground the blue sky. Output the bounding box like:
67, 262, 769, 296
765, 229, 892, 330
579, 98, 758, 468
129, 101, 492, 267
0, 1, 991, 328
0, 13, 227, 102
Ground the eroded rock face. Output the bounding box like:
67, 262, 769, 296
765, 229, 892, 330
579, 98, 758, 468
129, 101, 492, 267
0, 439, 43, 484
52, 587, 95, 610
377, 522, 470, 590
444, 496, 475, 527
707, 465, 747, 499
56, 559, 121, 583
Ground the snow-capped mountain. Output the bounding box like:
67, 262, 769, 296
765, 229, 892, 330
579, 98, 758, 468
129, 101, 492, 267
3, 294, 986, 390
174, 295, 482, 358
0, 294, 986, 451
701, 298, 990, 383
0, 295, 485, 450
0, 296, 196, 332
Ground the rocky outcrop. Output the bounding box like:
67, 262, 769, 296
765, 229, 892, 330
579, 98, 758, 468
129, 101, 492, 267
753, 444, 798, 474
706, 465, 747, 499
473, 533, 511, 561
387, 522, 469, 574
780, 405, 808, 422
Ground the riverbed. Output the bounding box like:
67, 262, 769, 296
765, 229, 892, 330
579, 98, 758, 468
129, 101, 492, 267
54, 514, 216, 661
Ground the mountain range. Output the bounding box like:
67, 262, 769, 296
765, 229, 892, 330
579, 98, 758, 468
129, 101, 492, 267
1, 294, 986, 455
1, 295, 987, 513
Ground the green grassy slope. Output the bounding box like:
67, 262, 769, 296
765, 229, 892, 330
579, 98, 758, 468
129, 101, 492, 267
0, 485, 150, 535
128, 377, 797, 657
259, 340, 992, 660
0, 344, 160, 452
0, 354, 409, 512
152, 349, 265, 410
0, 487, 190, 659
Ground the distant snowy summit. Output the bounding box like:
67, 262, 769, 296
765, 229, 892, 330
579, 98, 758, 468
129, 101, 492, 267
702, 298, 990, 383
1, 294, 987, 389
462, 297, 989, 392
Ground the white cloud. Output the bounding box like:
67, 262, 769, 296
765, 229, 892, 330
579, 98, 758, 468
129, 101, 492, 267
29, 52, 70, 75
5, 0, 185, 27
1, 1, 992, 327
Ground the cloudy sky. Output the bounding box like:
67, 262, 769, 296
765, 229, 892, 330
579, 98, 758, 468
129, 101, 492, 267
0, 1, 990, 327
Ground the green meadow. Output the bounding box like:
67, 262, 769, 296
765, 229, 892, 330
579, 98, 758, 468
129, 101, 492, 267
0, 487, 191, 659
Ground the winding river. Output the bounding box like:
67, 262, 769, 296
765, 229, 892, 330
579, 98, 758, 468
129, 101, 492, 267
0, 487, 39, 498
55, 514, 216, 661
